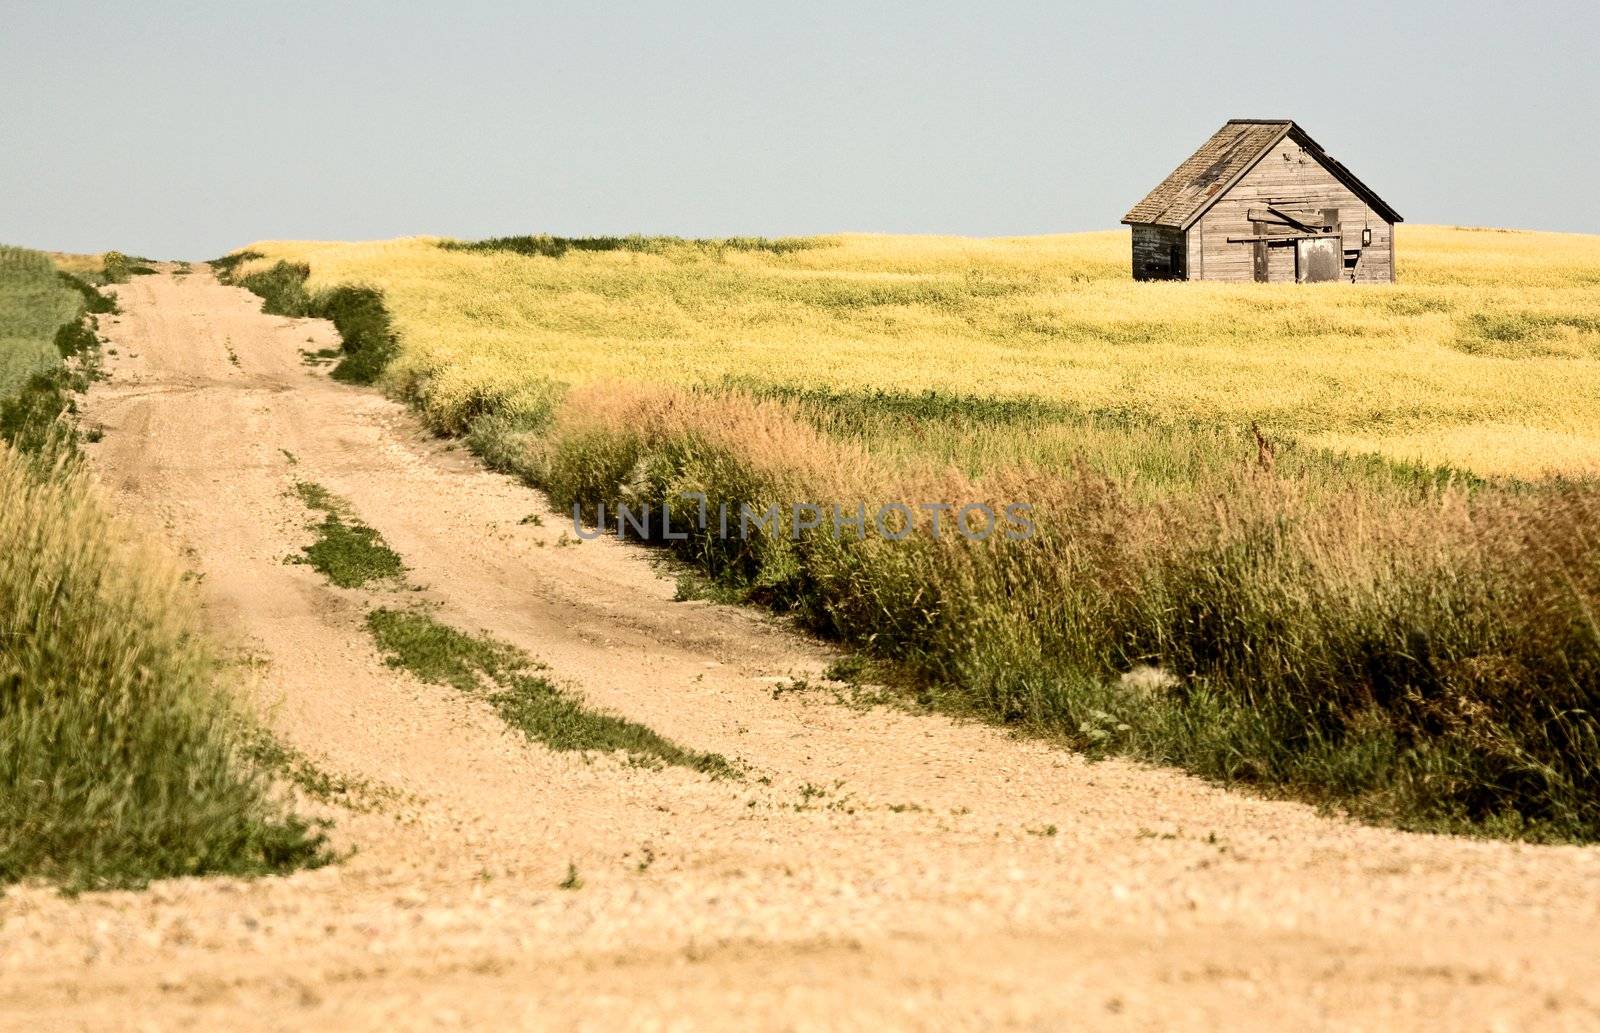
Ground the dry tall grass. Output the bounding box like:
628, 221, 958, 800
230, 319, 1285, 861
0, 447, 328, 888
531, 382, 1600, 838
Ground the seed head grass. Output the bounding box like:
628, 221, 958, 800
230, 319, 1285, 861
1, 446, 329, 889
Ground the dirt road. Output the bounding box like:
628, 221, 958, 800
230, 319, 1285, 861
4, 268, 1598, 1031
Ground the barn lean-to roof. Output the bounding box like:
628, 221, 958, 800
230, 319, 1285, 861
1122, 119, 1402, 230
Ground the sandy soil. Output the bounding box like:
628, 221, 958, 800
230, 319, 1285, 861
3, 268, 1598, 1031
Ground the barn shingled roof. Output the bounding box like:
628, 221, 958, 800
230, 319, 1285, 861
1122, 119, 1402, 229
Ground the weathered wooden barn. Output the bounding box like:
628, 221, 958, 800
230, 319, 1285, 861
1122, 119, 1402, 283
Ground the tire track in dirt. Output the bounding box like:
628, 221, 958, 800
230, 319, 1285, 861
3, 268, 1598, 1031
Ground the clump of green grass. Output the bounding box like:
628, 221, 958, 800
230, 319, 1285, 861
55, 318, 99, 360
671, 568, 743, 605
98, 250, 157, 283
366, 607, 735, 777
0, 368, 81, 456
0, 448, 330, 890
318, 284, 397, 383
234, 260, 314, 312
822, 654, 872, 685
438, 234, 827, 260
0, 247, 111, 457
301, 346, 342, 367
290, 481, 405, 587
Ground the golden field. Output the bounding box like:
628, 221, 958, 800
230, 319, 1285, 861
239, 226, 1600, 478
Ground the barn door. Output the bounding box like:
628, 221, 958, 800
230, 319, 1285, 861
1296, 237, 1341, 283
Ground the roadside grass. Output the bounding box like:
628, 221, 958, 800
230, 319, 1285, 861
671, 568, 744, 605
100, 251, 159, 282
47, 251, 109, 280
367, 606, 737, 777
0, 243, 329, 890
290, 481, 405, 587
56, 270, 118, 314
214, 256, 396, 384
42, 250, 155, 288
525, 382, 1600, 842
0, 310, 106, 458
0, 446, 330, 890
47, 249, 160, 288
1, 370, 81, 456
1, 248, 116, 457
208, 249, 264, 279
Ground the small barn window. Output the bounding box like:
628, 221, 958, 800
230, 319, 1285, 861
1361, 227, 1373, 247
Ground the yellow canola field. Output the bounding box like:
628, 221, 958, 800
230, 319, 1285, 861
242, 227, 1600, 477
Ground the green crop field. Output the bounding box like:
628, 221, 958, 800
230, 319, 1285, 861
0, 245, 81, 396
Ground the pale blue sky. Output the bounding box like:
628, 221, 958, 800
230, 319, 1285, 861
4, 1, 1596, 257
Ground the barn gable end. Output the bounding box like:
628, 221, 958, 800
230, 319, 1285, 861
1123, 119, 1401, 283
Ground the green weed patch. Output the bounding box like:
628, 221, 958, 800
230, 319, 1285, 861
290, 481, 405, 588
367, 607, 736, 777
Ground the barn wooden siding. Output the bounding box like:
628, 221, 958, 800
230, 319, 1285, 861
1188, 136, 1394, 284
